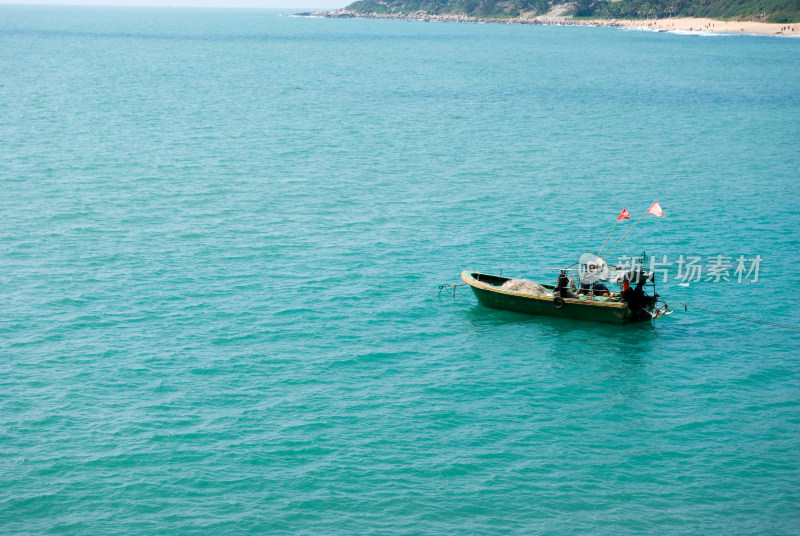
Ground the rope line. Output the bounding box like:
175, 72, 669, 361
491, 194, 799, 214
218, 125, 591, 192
439, 283, 466, 297
597, 218, 619, 258
677, 302, 800, 332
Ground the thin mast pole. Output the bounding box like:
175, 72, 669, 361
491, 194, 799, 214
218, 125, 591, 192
597, 219, 619, 257
603, 210, 647, 261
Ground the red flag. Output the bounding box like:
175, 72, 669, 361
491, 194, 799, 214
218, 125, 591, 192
648, 201, 664, 218
618, 207, 631, 221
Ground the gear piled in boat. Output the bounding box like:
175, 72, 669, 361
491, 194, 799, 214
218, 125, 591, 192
500, 279, 550, 296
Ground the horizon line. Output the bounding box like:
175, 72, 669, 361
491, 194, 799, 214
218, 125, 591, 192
0, 1, 345, 8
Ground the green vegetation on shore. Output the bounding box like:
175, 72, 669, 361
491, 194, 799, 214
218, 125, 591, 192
346, 0, 550, 18
575, 0, 800, 23
344, 0, 800, 22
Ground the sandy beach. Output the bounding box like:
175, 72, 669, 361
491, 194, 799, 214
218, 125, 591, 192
582, 17, 799, 36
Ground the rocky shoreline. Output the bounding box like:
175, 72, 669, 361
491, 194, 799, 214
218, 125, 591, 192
297, 9, 594, 26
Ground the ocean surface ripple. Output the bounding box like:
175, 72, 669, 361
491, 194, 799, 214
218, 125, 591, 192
1, 6, 799, 535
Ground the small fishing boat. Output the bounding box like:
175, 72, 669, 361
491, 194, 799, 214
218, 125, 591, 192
461, 256, 665, 325
459, 205, 671, 325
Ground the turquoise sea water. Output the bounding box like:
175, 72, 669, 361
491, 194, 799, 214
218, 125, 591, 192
2, 6, 799, 534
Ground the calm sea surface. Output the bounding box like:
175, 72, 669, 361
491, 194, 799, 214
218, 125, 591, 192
1, 6, 799, 534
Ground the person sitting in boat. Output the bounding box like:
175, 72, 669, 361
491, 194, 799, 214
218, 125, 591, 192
621, 281, 633, 302
580, 281, 611, 297
554, 271, 576, 298
621, 279, 645, 309
593, 281, 611, 297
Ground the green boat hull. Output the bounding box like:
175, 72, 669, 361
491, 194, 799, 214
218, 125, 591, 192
461, 271, 654, 325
